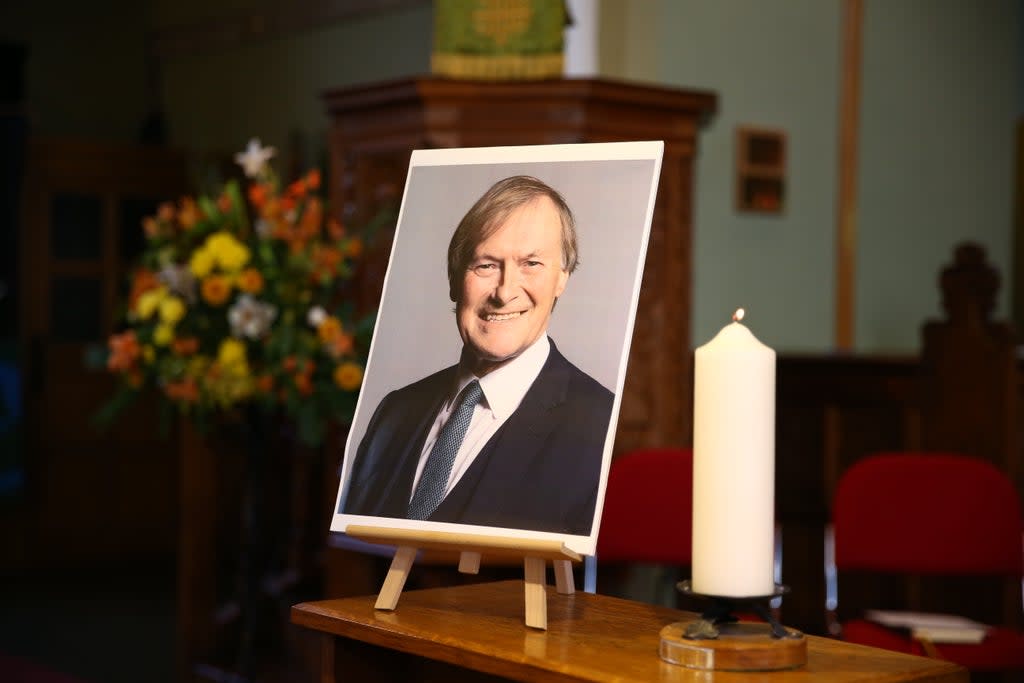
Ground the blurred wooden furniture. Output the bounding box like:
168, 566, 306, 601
17, 138, 185, 568
774, 242, 1023, 636
917, 243, 1020, 490
827, 452, 1024, 676
292, 579, 967, 682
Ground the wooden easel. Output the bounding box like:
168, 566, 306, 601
345, 525, 582, 629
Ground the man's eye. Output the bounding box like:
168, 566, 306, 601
524, 260, 542, 268
473, 263, 497, 273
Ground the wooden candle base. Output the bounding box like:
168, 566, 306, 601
659, 620, 807, 671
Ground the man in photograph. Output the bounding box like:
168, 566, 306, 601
341, 175, 613, 535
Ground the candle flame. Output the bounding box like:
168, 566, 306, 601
733, 308, 745, 322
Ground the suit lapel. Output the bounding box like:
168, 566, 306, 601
354, 369, 453, 517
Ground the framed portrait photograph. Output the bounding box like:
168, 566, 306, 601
331, 141, 663, 556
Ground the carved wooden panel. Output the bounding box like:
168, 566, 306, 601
919, 242, 1021, 497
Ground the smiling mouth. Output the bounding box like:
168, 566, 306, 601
484, 311, 524, 322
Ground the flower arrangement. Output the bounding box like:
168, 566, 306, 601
100, 139, 376, 446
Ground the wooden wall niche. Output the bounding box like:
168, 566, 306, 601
736, 126, 786, 213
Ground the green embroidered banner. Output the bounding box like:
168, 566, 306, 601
433, 0, 566, 79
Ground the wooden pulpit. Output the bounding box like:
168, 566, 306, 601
322, 76, 717, 458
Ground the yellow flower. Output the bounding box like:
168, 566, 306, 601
142, 345, 156, 364
207, 231, 251, 271
217, 338, 248, 370
190, 247, 215, 278
333, 362, 363, 391
153, 323, 174, 346
158, 295, 186, 325
317, 316, 343, 343
135, 286, 167, 320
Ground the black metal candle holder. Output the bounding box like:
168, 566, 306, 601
676, 580, 801, 640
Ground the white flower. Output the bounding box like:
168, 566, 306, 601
307, 306, 327, 328
228, 294, 278, 340
158, 264, 197, 303
234, 138, 276, 178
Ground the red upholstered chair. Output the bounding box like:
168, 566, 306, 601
827, 452, 1024, 673
597, 447, 784, 619
597, 448, 693, 567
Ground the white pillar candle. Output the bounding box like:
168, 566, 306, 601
691, 309, 776, 597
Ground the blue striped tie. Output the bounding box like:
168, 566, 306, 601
407, 380, 484, 520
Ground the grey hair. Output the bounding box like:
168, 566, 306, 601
447, 175, 578, 300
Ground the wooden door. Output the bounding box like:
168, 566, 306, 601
18, 138, 186, 566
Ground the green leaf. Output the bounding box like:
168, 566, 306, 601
297, 402, 324, 447
91, 386, 140, 431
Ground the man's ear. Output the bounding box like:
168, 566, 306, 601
555, 269, 569, 298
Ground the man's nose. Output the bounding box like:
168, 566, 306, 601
494, 265, 520, 303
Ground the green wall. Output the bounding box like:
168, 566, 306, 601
856, 0, 1018, 352
5, 0, 1019, 354
157, 2, 433, 170
606, 0, 1019, 354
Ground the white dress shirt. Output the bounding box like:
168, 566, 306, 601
409, 334, 551, 502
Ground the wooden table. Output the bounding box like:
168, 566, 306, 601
291, 580, 967, 682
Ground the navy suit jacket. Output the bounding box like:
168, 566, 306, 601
340, 340, 613, 535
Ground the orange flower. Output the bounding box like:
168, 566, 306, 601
255, 374, 274, 394
178, 197, 202, 229
305, 169, 321, 190
164, 377, 199, 403
294, 373, 313, 396
236, 268, 264, 294
107, 330, 141, 371
128, 268, 160, 310
344, 237, 363, 259
143, 216, 160, 239
217, 192, 233, 213
200, 275, 232, 306
286, 178, 307, 199
313, 244, 341, 272
260, 197, 283, 221
172, 336, 199, 356
317, 316, 343, 344
333, 362, 363, 391
328, 218, 345, 240
282, 356, 298, 372
299, 198, 323, 238
248, 183, 269, 209
327, 332, 355, 358
157, 202, 175, 222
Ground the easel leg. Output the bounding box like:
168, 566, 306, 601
375, 546, 416, 610
458, 551, 481, 574
553, 559, 575, 594
523, 556, 548, 630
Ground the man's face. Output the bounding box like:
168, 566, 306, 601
455, 196, 569, 376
